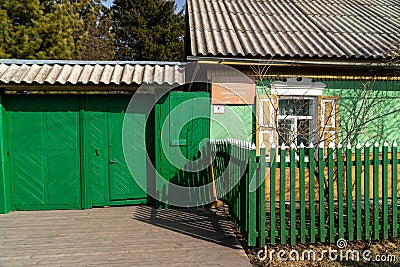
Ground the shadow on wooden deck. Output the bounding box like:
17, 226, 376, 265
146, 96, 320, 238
132, 205, 243, 249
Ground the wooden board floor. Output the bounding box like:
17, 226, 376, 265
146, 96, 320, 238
0, 206, 251, 267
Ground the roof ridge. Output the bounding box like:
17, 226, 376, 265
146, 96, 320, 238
0, 59, 187, 66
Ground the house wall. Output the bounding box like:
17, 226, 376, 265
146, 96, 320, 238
209, 78, 400, 145
320, 79, 400, 144
210, 105, 254, 142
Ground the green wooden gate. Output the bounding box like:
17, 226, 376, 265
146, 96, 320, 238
85, 95, 149, 207
4, 94, 151, 211
5, 95, 81, 210
155, 92, 210, 208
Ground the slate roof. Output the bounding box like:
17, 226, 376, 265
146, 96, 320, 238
0, 60, 186, 85
186, 0, 400, 59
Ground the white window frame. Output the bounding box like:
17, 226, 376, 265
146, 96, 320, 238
270, 77, 326, 147
277, 96, 316, 146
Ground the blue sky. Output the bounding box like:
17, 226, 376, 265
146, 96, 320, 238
104, 0, 186, 11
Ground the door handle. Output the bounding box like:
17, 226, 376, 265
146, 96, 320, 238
109, 160, 118, 163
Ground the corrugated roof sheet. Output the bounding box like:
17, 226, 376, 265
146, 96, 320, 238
0, 60, 186, 85
187, 0, 400, 59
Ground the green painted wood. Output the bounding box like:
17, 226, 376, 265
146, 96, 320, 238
364, 144, 371, 240
346, 145, 354, 240
373, 143, 380, 239
258, 146, 266, 246
0, 91, 11, 214
85, 104, 109, 206
308, 145, 316, 243
108, 108, 147, 201
299, 145, 306, 243
289, 146, 296, 245
270, 145, 277, 244
243, 146, 248, 236
355, 144, 362, 240
83, 95, 148, 206
248, 148, 257, 246
85, 95, 149, 207
382, 143, 389, 239
6, 95, 81, 210
234, 144, 239, 223
79, 96, 90, 209
216, 137, 398, 246
327, 146, 335, 243
337, 145, 344, 239
155, 94, 169, 208
392, 143, 398, 238
210, 105, 253, 142
318, 146, 325, 242
155, 92, 210, 208
321, 80, 400, 144
279, 147, 287, 244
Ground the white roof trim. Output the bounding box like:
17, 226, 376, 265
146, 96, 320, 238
270, 77, 326, 96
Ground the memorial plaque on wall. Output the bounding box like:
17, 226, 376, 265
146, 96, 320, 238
211, 76, 255, 105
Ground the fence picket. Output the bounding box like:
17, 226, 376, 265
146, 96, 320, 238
299, 144, 306, 243
337, 144, 344, 239
270, 145, 277, 245
327, 144, 335, 243
318, 144, 326, 242
248, 147, 257, 246
346, 143, 354, 240
392, 142, 398, 238
373, 142, 380, 239
355, 143, 362, 240
364, 142, 371, 240
289, 145, 297, 245
280, 144, 287, 244
258, 146, 266, 246
309, 144, 316, 243
382, 142, 389, 239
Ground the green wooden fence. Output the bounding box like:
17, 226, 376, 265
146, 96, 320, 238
211, 139, 400, 247
211, 139, 266, 246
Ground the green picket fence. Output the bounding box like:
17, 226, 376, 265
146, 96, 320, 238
211, 139, 400, 247
211, 139, 266, 246
268, 141, 399, 246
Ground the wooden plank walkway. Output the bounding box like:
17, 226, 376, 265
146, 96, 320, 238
0, 206, 251, 266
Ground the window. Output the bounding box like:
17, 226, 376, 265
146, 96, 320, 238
256, 77, 339, 158
277, 98, 314, 146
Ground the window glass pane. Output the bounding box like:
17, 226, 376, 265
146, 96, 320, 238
278, 118, 311, 146
278, 119, 295, 145
297, 119, 311, 146
278, 99, 312, 116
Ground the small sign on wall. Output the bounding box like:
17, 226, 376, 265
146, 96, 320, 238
211, 76, 255, 105
213, 105, 225, 114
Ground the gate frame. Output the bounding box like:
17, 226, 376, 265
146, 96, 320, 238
0, 91, 11, 214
